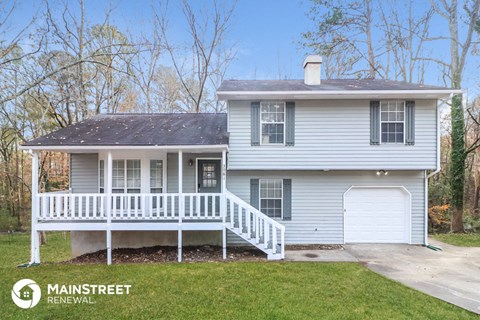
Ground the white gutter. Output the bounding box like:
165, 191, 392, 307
217, 89, 463, 100
20, 144, 230, 152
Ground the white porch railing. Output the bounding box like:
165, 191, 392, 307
35, 190, 285, 260
225, 191, 285, 259
36, 192, 223, 221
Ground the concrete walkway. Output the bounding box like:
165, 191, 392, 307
345, 239, 480, 315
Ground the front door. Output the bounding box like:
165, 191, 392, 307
197, 159, 221, 193
197, 160, 221, 216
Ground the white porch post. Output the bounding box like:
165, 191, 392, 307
106, 151, 113, 265
30, 151, 40, 264
221, 150, 227, 260
178, 151, 183, 262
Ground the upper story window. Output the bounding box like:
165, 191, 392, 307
380, 101, 405, 144
260, 101, 285, 144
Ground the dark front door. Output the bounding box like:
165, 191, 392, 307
197, 160, 221, 193
197, 160, 221, 216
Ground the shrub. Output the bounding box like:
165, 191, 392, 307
464, 211, 480, 232
428, 205, 450, 233
0, 209, 21, 232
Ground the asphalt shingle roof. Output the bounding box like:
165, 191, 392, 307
23, 113, 228, 147
217, 79, 452, 92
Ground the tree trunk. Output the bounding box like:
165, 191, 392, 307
474, 185, 480, 210
474, 149, 480, 210
40, 231, 46, 245
365, 0, 375, 78
450, 95, 465, 233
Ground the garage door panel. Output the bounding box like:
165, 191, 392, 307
344, 187, 410, 243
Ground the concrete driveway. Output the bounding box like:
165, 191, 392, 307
345, 239, 480, 314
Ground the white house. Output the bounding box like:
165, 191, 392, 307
22, 55, 461, 264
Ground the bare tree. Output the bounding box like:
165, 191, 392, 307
158, 0, 237, 112
424, 0, 480, 233
379, 1, 433, 83
301, 0, 381, 79
129, 17, 164, 113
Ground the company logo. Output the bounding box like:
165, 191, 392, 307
11, 279, 41, 309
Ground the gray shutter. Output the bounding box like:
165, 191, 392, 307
370, 101, 380, 145
251, 102, 260, 146
285, 102, 295, 146
250, 179, 259, 209
405, 101, 415, 145
283, 179, 292, 221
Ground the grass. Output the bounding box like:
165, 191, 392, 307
0, 233, 477, 319
432, 233, 480, 247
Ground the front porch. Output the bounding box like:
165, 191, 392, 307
23, 114, 284, 264
29, 148, 285, 264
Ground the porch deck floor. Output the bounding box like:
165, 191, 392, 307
35, 219, 225, 231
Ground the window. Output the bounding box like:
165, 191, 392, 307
99, 160, 104, 193
150, 160, 163, 193
126, 160, 141, 193
261, 101, 285, 144
202, 163, 217, 188
112, 159, 141, 194
260, 179, 283, 218
380, 101, 405, 144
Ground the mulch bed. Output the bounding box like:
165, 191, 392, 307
63, 245, 267, 264
285, 244, 343, 250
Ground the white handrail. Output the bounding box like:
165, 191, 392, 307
35, 192, 224, 221
224, 189, 285, 259
225, 190, 285, 231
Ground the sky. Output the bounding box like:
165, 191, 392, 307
10, 0, 480, 94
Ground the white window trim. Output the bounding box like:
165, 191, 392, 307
380, 100, 406, 144
98, 160, 105, 193
111, 159, 142, 193
98, 151, 167, 194
149, 159, 164, 194
259, 178, 283, 219
260, 101, 286, 146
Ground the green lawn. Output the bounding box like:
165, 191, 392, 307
0, 233, 477, 319
432, 233, 480, 247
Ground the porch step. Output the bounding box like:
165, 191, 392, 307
226, 224, 283, 260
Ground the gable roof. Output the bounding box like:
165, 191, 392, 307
217, 79, 461, 100
23, 113, 228, 148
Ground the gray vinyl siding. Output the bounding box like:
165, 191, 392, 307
70, 154, 99, 193
226, 170, 425, 245
69, 153, 222, 194
227, 99, 437, 170
167, 153, 222, 193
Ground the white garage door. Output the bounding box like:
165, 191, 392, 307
344, 187, 410, 243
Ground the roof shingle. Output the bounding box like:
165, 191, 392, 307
23, 113, 228, 147
217, 79, 453, 92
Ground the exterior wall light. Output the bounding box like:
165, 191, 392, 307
376, 170, 388, 176
188, 159, 194, 167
